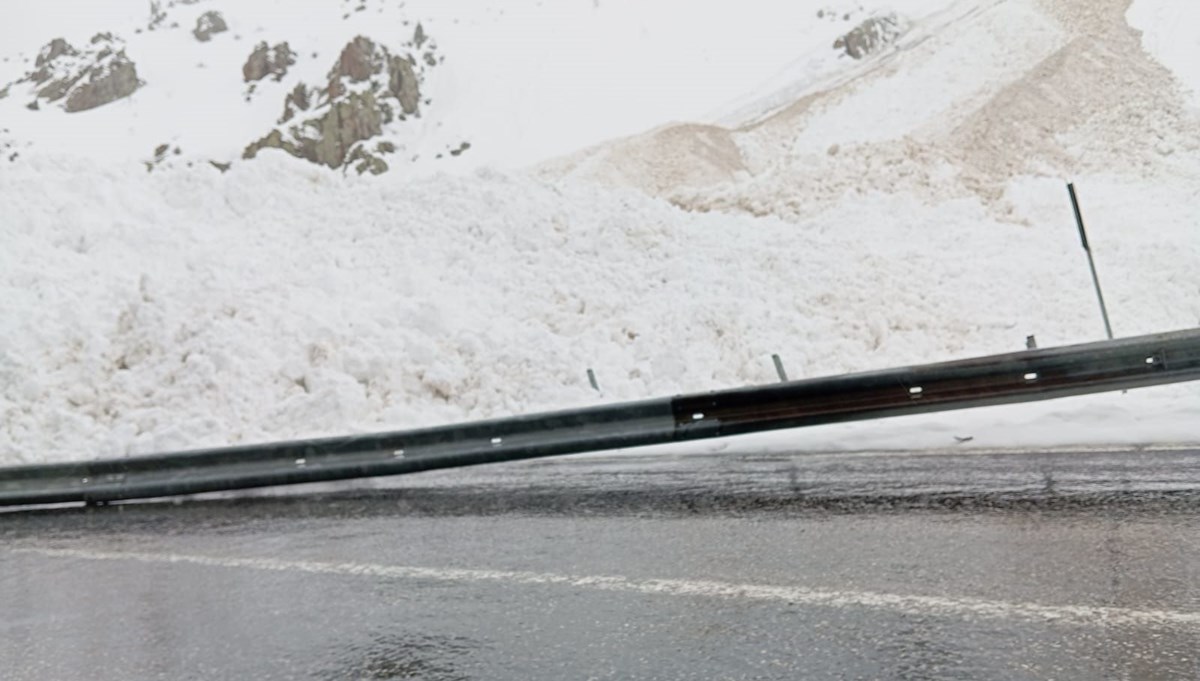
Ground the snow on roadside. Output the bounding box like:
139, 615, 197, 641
2, 153, 1197, 465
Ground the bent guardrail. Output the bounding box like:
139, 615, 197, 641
3, 329, 1199, 507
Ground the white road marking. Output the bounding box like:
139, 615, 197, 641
14, 546, 1200, 628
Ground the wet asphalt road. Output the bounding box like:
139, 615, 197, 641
4, 447, 1200, 680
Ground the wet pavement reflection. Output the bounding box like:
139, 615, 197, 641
3, 448, 1200, 680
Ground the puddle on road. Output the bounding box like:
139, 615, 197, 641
319, 632, 480, 681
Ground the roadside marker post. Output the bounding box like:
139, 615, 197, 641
771, 354, 789, 383
1067, 183, 1114, 340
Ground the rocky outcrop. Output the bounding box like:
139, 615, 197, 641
244, 33, 440, 173
193, 11, 227, 42
243, 42, 295, 82
834, 14, 903, 59
5, 34, 143, 113
148, 1, 167, 30
64, 53, 140, 112
280, 83, 311, 123
245, 90, 384, 168
36, 38, 76, 67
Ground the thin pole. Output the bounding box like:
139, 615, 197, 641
1067, 183, 1114, 340
771, 354, 789, 382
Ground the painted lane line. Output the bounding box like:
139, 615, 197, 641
14, 547, 1200, 629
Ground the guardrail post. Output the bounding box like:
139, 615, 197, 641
1067, 182, 1114, 340
771, 354, 789, 382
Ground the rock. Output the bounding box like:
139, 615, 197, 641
245, 34, 437, 174
331, 36, 380, 86
279, 83, 311, 123
833, 14, 902, 60
64, 53, 141, 112
36, 71, 82, 101
387, 55, 420, 114
193, 11, 227, 42
245, 90, 383, 168
413, 23, 427, 49
5, 35, 142, 112
36, 38, 76, 68
243, 41, 295, 82
148, 1, 167, 30
346, 144, 389, 175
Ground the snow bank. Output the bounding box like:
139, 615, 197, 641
3, 154, 1197, 464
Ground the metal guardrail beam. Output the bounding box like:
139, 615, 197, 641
3, 329, 1200, 507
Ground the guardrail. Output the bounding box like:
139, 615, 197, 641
3, 329, 1199, 507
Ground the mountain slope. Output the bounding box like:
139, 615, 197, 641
541, 0, 1200, 222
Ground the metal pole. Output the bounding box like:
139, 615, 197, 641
1067, 183, 1114, 340
771, 354, 789, 382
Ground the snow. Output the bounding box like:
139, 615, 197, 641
0, 0, 911, 170
2, 154, 1197, 464
2, 0, 1200, 466
776, 0, 1063, 152
1128, 0, 1200, 107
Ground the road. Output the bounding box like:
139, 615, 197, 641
3, 447, 1200, 680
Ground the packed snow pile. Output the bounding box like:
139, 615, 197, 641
2, 155, 1197, 464
2, 0, 1199, 465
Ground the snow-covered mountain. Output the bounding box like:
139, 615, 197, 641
3, 0, 1199, 465
0, 0, 893, 174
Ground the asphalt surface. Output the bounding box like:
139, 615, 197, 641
4, 447, 1200, 680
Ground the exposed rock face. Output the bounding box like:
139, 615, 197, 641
243, 42, 295, 82
245, 90, 383, 169
6, 35, 143, 113
280, 83, 311, 123
834, 14, 903, 59
64, 53, 140, 112
148, 1, 167, 30
193, 11, 227, 42
244, 33, 439, 173
388, 55, 420, 114
36, 39, 76, 67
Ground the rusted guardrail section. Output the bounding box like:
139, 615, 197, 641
3, 329, 1199, 507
